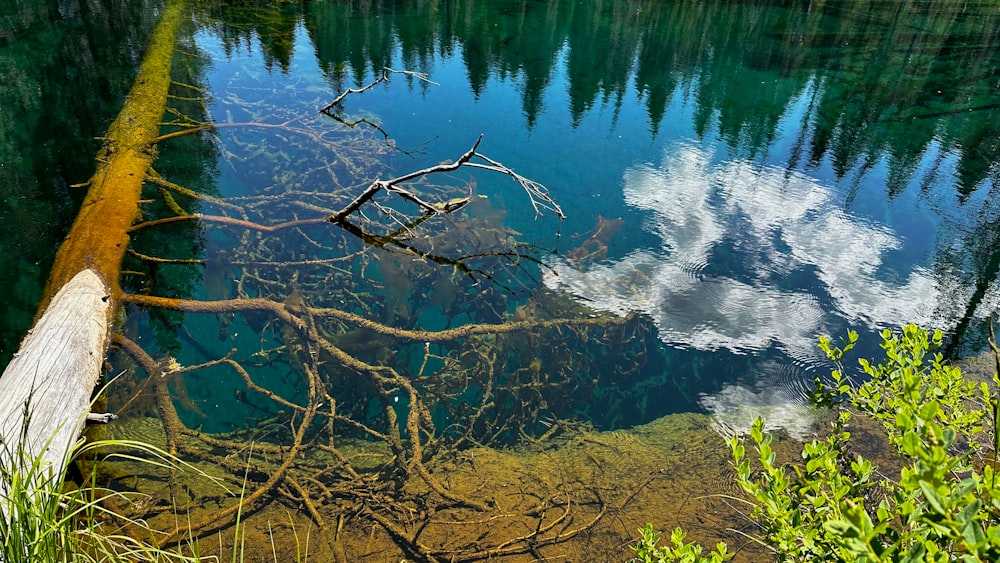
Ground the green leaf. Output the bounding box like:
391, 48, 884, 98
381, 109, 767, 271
901, 430, 922, 457
824, 519, 855, 537
959, 502, 984, 548
918, 401, 939, 422
918, 482, 946, 515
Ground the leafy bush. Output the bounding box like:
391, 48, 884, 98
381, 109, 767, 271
636, 324, 1000, 562
629, 523, 730, 563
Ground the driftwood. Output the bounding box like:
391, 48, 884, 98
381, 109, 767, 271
0, 270, 109, 468
0, 0, 183, 479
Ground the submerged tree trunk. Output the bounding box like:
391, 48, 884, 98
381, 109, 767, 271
0, 0, 183, 473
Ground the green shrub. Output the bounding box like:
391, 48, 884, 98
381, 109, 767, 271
629, 523, 730, 563
637, 324, 1000, 562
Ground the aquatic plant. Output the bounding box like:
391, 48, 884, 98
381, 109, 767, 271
646, 323, 1000, 561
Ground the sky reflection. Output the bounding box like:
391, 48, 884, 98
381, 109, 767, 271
544, 141, 985, 435
546, 142, 965, 354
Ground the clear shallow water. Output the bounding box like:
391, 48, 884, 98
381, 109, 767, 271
173, 0, 1000, 436
6, 0, 1000, 437
4, 0, 1000, 557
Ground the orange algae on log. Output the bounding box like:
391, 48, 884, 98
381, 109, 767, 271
42, 0, 184, 311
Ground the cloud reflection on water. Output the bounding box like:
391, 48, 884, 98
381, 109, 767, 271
545, 142, 965, 437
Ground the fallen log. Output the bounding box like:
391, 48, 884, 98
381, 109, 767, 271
0, 270, 109, 468
0, 0, 183, 478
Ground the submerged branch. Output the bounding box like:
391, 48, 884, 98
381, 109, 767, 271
121, 293, 620, 343
328, 135, 564, 223
128, 214, 327, 233
320, 67, 438, 114
127, 205, 551, 293
153, 119, 330, 144
145, 173, 243, 212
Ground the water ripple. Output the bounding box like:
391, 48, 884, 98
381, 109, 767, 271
700, 359, 821, 440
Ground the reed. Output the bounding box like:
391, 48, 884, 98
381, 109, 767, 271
0, 395, 223, 563
0, 407, 315, 563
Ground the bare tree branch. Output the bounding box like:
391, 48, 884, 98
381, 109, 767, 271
465, 156, 565, 218
327, 135, 564, 224
320, 67, 438, 114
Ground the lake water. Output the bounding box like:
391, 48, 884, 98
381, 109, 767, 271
4, 0, 1000, 558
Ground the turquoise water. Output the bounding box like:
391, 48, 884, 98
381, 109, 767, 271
5, 0, 1000, 439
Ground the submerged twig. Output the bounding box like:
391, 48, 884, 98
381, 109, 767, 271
328, 135, 564, 223
320, 67, 438, 114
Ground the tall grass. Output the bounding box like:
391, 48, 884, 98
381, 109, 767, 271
0, 400, 311, 563
0, 400, 210, 562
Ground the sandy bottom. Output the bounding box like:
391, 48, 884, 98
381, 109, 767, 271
102, 411, 796, 562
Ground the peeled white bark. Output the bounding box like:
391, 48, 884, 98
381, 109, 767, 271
0, 269, 110, 473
